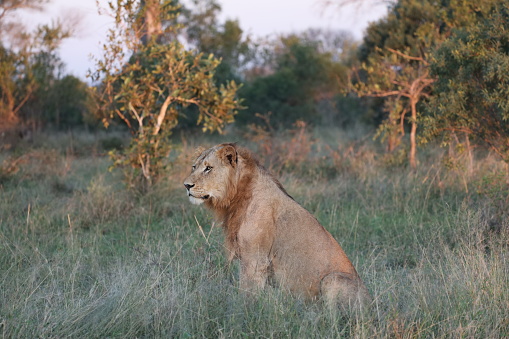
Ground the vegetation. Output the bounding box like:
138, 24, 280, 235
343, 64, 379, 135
1, 129, 508, 337
1, 0, 509, 337
239, 32, 352, 127
182, 0, 253, 85
0, 0, 93, 139
91, 0, 241, 189
425, 2, 509, 162
351, 0, 504, 167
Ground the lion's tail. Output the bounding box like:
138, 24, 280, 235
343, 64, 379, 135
320, 272, 372, 313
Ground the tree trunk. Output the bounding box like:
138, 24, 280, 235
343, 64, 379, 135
140, 0, 162, 45
139, 153, 152, 186
387, 113, 401, 153
409, 98, 417, 169
465, 132, 473, 174
0, 89, 18, 131
387, 133, 399, 153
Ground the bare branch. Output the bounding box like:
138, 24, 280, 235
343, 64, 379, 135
364, 90, 410, 98
128, 102, 144, 132
114, 109, 133, 131
0, 0, 47, 23
386, 48, 429, 65
153, 95, 173, 135
12, 83, 36, 116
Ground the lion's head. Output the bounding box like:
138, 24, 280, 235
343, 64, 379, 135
183, 143, 238, 207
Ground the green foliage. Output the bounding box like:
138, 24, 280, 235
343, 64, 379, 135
425, 2, 509, 162
352, 0, 501, 167
183, 0, 253, 85
359, 0, 500, 64
239, 33, 349, 127
91, 0, 241, 190
43, 75, 96, 128
352, 0, 447, 167
358, 0, 439, 63
18, 23, 68, 126
20, 53, 95, 130
0, 1, 93, 135
0, 43, 27, 131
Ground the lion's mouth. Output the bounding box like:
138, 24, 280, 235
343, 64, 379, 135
187, 191, 210, 205
188, 191, 210, 200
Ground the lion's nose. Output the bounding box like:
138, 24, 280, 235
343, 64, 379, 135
184, 183, 194, 190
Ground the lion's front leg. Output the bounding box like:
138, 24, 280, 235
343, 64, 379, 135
239, 256, 271, 293
236, 212, 275, 294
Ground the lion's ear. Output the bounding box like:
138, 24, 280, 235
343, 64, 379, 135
217, 144, 237, 167
192, 146, 206, 160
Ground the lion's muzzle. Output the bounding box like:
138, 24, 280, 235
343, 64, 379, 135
184, 182, 210, 205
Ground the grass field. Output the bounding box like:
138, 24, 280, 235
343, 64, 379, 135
1, 129, 508, 338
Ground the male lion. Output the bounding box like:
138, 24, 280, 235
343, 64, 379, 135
183, 143, 371, 310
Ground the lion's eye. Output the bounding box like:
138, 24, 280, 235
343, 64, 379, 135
204, 166, 212, 173
192, 165, 196, 171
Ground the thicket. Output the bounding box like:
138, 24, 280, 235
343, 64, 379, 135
351, 0, 509, 167
425, 2, 509, 162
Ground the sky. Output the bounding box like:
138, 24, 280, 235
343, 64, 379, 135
17, 0, 388, 80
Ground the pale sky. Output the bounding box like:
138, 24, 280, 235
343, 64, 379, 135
18, 0, 388, 80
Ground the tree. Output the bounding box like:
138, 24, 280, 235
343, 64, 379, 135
18, 22, 76, 130
41, 75, 95, 128
239, 32, 350, 127
0, 0, 47, 33
182, 0, 253, 84
351, 47, 435, 168
0, 44, 28, 132
0, 0, 75, 134
90, 0, 241, 189
0, 0, 44, 132
425, 2, 509, 163
350, 0, 500, 168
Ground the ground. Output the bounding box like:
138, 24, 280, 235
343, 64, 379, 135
0, 128, 508, 337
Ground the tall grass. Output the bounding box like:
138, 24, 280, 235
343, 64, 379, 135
0, 129, 508, 338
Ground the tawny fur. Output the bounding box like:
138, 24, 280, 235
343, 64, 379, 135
184, 143, 371, 310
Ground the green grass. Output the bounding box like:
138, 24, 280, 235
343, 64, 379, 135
1, 130, 508, 338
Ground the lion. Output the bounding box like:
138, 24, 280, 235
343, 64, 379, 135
183, 143, 371, 310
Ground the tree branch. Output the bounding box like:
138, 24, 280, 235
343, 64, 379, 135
128, 102, 144, 132
153, 95, 172, 135
387, 47, 429, 65
114, 108, 133, 131
364, 90, 410, 98
12, 83, 36, 116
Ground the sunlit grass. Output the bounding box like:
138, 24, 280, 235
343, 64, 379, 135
1, 129, 508, 337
